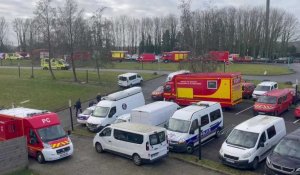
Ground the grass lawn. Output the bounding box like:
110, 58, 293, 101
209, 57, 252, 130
0, 68, 159, 111
1, 59, 293, 76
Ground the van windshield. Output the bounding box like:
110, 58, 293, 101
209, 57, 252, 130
119, 76, 127, 81
257, 96, 277, 104
37, 125, 66, 142
82, 108, 94, 115
93, 106, 110, 118
168, 118, 190, 133
255, 85, 270, 91
274, 138, 300, 159
226, 129, 259, 149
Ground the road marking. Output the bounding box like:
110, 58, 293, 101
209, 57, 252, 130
293, 119, 300, 124
235, 106, 253, 116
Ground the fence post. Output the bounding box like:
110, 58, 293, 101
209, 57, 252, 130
86, 70, 88, 83
69, 100, 74, 131
18, 63, 21, 78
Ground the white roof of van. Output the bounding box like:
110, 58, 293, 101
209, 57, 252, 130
258, 81, 277, 86
118, 73, 138, 77
102, 87, 142, 101
235, 115, 283, 133
0, 107, 48, 118
112, 122, 164, 134
171, 101, 219, 120
132, 101, 178, 113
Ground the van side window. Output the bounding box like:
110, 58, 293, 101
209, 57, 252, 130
137, 75, 141, 78
29, 129, 38, 144
201, 115, 209, 127
210, 109, 221, 122
108, 107, 116, 118
129, 75, 136, 80
100, 128, 111, 137
267, 126, 276, 139
114, 129, 143, 144
207, 81, 217, 89
190, 119, 199, 133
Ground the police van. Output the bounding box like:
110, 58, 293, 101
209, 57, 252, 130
167, 101, 223, 153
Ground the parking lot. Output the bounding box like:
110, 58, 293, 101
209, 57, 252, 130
33, 72, 300, 175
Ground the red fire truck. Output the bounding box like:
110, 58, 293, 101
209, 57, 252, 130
209, 51, 229, 62
0, 108, 74, 163
162, 51, 190, 63
163, 72, 242, 107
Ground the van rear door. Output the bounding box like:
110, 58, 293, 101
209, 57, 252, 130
148, 131, 168, 160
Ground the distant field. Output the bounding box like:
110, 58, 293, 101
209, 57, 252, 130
0, 59, 293, 76
0, 68, 159, 111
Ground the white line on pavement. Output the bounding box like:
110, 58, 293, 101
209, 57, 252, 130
235, 105, 253, 116
293, 119, 300, 124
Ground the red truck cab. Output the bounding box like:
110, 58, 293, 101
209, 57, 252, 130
137, 53, 156, 63
253, 89, 293, 116
0, 108, 74, 163
242, 82, 256, 99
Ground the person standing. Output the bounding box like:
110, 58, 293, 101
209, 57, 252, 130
74, 99, 82, 116
96, 93, 102, 102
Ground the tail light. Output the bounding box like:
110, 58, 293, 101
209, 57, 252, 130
146, 142, 149, 151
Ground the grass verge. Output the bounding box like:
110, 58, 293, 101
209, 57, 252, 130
72, 125, 95, 138
170, 153, 259, 175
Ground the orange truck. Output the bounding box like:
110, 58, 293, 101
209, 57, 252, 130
111, 51, 128, 62
0, 108, 73, 163
163, 72, 242, 107
162, 51, 190, 63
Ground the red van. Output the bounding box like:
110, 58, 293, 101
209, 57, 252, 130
137, 53, 156, 63
253, 89, 293, 116
242, 82, 255, 99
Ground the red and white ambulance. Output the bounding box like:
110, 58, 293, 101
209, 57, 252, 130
0, 107, 74, 163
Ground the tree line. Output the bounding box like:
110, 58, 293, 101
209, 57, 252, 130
0, 0, 298, 80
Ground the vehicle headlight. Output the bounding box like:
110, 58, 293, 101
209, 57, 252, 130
43, 142, 52, 149
296, 168, 300, 172
178, 139, 186, 144
266, 157, 271, 167
241, 152, 251, 159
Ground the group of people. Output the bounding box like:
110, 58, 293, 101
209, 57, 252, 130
74, 93, 102, 116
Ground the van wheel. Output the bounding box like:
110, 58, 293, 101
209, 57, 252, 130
251, 157, 259, 170
132, 154, 142, 166
95, 142, 104, 153
37, 152, 45, 164
186, 144, 194, 154
215, 128, 222, 138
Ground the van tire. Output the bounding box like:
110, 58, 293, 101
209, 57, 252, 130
37, 152, 45, 164
132, 154, 142, 166
95, 142, 104, 153
251, 157, 259, 170
186, 144, 194, 154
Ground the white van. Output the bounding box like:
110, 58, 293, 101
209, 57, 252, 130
131, 101, 179, 126
118, 73, 143, 88
219, 115, 286, 169
252, 81, 278, 100
87, 87, 145, 132
166, 70, 190, 82
77, 106, 96, 124
93, 122, 168, 165
114, 113, 131, 123
167, 101, 223, 154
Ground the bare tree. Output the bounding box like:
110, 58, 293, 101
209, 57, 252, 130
58, 0, 83, 82
34, 0, 56, 80
12, 18, 31, 52
0, 17, 8, 51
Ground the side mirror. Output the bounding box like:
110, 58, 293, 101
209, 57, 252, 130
29, 138, 37, 145
259, 142, 265, 148
189, 129, 195, 135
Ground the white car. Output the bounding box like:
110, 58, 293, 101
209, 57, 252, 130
252, 81, 278, 100
77, 106, 96, 124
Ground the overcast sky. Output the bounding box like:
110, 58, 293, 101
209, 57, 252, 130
1, 0, 300, 45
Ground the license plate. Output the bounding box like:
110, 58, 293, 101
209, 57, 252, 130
59, 152, 69, 158
226, 158, 235, 163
